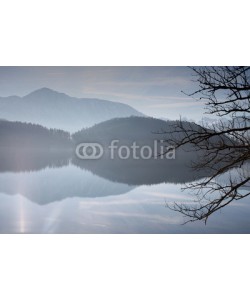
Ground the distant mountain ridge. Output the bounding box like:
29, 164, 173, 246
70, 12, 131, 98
0, 88, 144, 132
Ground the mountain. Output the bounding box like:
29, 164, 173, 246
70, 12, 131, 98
0, 88, 144, 132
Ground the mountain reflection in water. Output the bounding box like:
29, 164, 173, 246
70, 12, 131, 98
0, 149, 250, 233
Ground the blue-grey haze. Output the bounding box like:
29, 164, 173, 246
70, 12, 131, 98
0, 66, 204, 121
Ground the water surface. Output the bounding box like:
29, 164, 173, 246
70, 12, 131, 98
0, 153, 249, 233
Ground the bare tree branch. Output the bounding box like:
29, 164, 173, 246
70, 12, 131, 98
161, 67, 250, 223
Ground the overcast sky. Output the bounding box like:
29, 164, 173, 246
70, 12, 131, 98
0, 66, 205, 121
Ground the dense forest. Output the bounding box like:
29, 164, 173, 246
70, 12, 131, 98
0, 119, 72, 149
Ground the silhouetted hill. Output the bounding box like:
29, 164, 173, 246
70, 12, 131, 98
72, 116, 202, 148
0, 119, 72, 150
0, 88, 144, 132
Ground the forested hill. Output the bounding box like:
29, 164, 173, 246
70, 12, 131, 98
0, 119, 72, 149
72, 116, 203, 147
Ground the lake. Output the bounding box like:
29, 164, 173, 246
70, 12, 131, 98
0, 153, 250, 233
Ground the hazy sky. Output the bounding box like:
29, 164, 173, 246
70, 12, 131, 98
0, 66, 205, 121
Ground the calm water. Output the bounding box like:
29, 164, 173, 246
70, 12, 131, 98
0, 155, 250, 233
